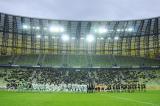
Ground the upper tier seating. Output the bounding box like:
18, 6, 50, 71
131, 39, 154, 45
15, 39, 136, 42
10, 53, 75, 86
0, 55, 159, 67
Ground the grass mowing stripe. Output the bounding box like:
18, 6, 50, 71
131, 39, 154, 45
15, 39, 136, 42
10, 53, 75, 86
1, 91, 160, 106
108, 95, 158, 106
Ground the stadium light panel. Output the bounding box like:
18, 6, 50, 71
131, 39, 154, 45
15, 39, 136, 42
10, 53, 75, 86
36, 35, 41, 38
60, 27, 65, 32
114, 36, 119, 40
86, 34, 94, 42
117, 29, 121, 32
32, 26, 36, 29
23, 25, 28, 29
50, 26, 59, 32
61, 34, 70, 41
36, 26, 40, 30
99, 28, 108, 33
95, 27, 108, 34
100, 37, 104, 40
127, 28, 133, 32
49, 26, 64, 33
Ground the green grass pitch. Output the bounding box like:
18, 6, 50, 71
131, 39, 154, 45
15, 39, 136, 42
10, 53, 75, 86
0, 90, 160, 106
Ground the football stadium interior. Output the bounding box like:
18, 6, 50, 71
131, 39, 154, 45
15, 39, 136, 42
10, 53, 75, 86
0, 12, 160, 106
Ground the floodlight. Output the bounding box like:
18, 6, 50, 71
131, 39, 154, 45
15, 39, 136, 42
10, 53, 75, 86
32, 26, 36, 29
49, 26, 64, 33
86, 34, 94, 42
36, 26, 40, 30
50, 26, 59, 32
36, 35, 41, 38
127, 28, 133, 32
114, 36, 119, 40
95, 27, 108, 34
23, 25, 28, 29
59, 27, 64, 32
98, 28, 108, 33
117, 29, 121, 32
94, 29, 98, 33
61, 34, 70, 41
100, 37, 104, 40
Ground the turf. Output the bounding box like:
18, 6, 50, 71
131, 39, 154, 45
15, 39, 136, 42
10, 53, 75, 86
0, 90, 160, 106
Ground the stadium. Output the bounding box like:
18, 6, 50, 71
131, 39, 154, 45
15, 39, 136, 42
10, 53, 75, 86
0, 11, 160, 106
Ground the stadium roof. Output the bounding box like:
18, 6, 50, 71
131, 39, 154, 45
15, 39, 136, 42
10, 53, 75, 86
0, 12, 159, 41
0, 0, 160, 21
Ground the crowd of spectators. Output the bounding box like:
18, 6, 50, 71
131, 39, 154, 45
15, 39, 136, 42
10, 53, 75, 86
0, 68, 159, 92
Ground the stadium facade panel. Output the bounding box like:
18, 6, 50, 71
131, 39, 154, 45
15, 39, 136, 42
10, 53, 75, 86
0, 12, 159, 58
